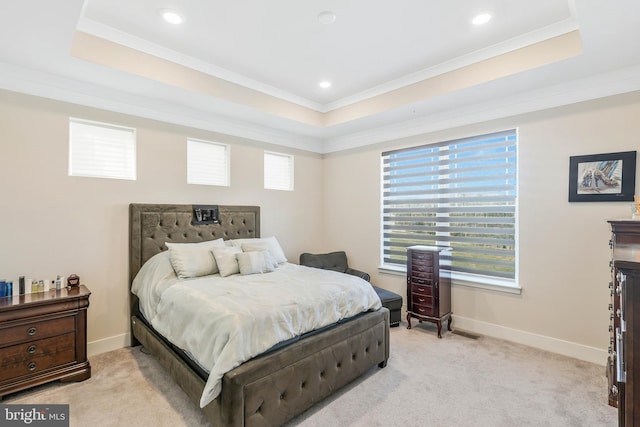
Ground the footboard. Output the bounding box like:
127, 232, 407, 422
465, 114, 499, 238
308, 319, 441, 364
224, 307, 389, 426
132, 308, 389, 426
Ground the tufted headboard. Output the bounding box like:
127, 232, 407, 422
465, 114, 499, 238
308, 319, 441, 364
129, 204, 260, 285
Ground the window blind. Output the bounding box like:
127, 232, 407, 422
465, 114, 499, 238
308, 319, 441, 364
264, 151, 294, 191
69, 118, 136, 180
187, 139, 230, 186
382, 129, 517, 280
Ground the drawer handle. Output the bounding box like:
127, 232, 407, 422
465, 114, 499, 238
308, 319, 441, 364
27, 327, 37, 336
27, 345, 37, 354
28, 362, 37, 371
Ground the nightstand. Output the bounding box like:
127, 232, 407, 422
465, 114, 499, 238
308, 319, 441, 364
0, 285, 91, 398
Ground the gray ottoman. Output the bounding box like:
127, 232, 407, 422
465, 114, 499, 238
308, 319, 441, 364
372, 286, 402, 327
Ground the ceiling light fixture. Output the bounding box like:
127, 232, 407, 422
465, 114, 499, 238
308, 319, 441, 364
318, 81, 332, 89
318, 11, 336, 25
472, 13, 491, 25
162, 10, 183, 25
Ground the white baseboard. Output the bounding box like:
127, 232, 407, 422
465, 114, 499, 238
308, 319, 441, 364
88, 317, 608, 366
87, 333, 131, 357
452, 315, 607, 366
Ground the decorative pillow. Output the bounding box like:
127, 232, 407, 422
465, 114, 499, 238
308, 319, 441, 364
227, 236, 287, 264
211, 246, 242, 277
241, 242, 278, 270
166, 239, 225, 278
236, 251, 275, 275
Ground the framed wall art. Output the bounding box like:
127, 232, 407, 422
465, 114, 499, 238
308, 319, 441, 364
568, 150, 636, 202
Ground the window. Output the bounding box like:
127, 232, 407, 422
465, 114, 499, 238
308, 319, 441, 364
264, 151, 294, 191
69, 118, 136, 180
187, 139, 230, 186
381, 129, 517, 286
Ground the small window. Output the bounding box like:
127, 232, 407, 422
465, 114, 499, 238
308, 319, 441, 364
69, 118, 136, 180
187, 139, 230, 186
264, 151, 294, 191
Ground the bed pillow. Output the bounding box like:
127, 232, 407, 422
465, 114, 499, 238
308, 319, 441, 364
211, 246, 242, 277
241, 242, 278, 270
227, 236, 287, 264
236, 251, 276, 275
166, 239, 225, 278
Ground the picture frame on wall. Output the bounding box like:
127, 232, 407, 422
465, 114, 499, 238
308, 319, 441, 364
568, 150, 637, 202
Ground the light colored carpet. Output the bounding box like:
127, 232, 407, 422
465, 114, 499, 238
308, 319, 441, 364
4, 323, 617, 426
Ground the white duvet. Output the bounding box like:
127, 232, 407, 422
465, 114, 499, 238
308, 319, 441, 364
132, 252, 382, 408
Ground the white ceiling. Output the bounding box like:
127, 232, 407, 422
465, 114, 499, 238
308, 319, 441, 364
1, 0, 640, 153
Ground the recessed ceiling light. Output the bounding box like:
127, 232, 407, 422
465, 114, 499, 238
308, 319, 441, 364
162, 10, 183, 25
318, 11, 336, 25
318, 81, 332, 89
472, 13, 491, 25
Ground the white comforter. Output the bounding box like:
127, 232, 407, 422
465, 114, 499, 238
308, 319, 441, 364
132, 252, 382, 408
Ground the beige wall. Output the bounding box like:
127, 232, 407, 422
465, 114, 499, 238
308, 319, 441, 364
2, 88, 640, 365
0, 90, 324, 355
323, 91, 640, 364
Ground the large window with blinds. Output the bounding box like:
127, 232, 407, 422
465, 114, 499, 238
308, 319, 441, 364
381, 129, 517, 285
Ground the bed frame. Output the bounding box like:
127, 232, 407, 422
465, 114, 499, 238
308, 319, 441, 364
129, 203, 390, 426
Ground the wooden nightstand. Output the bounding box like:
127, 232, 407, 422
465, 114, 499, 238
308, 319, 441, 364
0, 285, 91, 398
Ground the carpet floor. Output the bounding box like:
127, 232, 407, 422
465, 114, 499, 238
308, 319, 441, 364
3, 322, 617, 426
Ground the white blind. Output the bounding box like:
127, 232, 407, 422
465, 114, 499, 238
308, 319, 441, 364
187, 139, 230, 186
382, 130, 517, 279
69, 118, 136, 180
264, 151, 294, 191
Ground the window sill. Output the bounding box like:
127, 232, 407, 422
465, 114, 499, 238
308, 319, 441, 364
378, 265, 522, 295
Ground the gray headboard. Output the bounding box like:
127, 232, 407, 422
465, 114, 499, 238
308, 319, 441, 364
129, 204, 260, 284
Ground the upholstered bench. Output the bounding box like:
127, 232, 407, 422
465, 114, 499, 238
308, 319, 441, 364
372, 286, 402, 327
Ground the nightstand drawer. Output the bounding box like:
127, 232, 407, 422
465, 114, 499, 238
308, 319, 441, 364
0, 333, 76, 382
410, 271, 434, 281
411, 284, 433, 296
0, 333, 76, 368
411, 254, 434, 266
412, 303, 434, 317
0, 316, 75, 347
412, 294, 433, 307
411, 263, 433, 273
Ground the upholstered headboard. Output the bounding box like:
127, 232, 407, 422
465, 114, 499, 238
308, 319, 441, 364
129, 204, 260, 284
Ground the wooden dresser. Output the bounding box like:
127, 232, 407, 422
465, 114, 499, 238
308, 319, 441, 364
0, 285, 91, 398
406, 245, 452, 338
608, 220, 640, 426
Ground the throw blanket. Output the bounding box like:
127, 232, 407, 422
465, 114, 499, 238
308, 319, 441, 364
132, 252, 381, 408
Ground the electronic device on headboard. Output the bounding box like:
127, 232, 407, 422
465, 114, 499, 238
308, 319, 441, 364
192, 205, 220, 225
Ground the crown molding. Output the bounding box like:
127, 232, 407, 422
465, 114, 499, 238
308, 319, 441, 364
76, 17, 325, 112
3, 60, 640, 156
77, 15, 579, 117
0, 61, 324, 153
323, 18, 580, 112
321, 63, 640, 153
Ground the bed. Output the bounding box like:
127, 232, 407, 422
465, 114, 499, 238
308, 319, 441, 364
129, 203, 390, 426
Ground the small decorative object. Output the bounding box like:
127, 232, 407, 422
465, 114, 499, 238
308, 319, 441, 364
67, 274, 80, 288
634, 195, 640, 219
192, 205, 219, 225
568, 151, 637, 202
